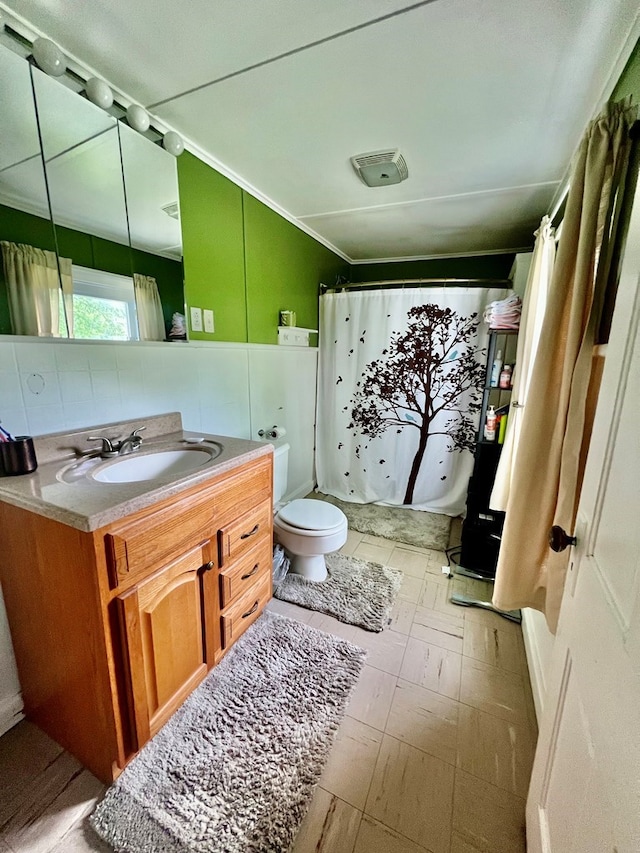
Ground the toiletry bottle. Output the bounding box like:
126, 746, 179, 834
498, 413, 508, 444
499, 364, 512, 389
490, 350, 502, 387
484, 405, 497, 441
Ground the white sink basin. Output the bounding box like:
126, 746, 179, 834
93, 448, 216, 483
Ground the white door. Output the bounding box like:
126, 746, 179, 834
526, 179, 640, 852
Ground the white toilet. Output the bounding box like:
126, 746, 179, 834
272, 443, 348, 582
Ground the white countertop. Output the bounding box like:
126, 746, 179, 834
0, 413, 272, 532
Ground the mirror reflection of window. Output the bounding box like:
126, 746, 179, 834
65, 266, 139, 341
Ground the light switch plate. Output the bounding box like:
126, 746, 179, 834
190, 307, 203, 332
203, 309, 214, 333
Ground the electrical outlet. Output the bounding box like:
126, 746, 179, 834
203, 309, 214, 333
190, 306, 203, 332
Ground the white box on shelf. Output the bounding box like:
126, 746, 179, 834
277, 326, 318, 347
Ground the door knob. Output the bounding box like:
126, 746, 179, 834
549, 525, 577, 553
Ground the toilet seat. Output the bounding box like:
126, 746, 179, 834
273, 499, 348, 582
277, 499, 345, 531
274, 514, 346, 538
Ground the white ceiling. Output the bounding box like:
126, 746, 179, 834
2, 0, 639, 262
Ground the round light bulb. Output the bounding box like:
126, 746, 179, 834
162, 130, 184, 157
32, 37, 66, 77
126, 104, 150, 133
85, 77, 113, 110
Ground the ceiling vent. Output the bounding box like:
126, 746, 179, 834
351, 149, 408, 187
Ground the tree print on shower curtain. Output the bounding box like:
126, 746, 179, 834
348, 303, 484, 505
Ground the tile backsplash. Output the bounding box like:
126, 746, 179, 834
0, 336, 318, 500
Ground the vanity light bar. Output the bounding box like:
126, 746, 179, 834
0, 15, 183, 154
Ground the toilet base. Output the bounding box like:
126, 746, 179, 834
290, 553, 328, 582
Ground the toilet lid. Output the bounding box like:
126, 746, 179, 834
278, 499, 346, 531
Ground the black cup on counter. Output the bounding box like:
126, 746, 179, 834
0, 436, 38, 476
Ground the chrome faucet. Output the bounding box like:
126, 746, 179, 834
116, 427, 146, 455
87, 426, 146, 458
86, 435, 119, 458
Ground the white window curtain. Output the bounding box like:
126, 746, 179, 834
133, 273, 166, 341
492, 99, 637, 632
316, 285, 507, 515
490, 216, 556, 509
1, 240, 72, 337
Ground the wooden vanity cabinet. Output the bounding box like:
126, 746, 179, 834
0, 452, 273, 783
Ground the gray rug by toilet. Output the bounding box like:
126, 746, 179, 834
275, 553, 402, 632
309, 492, 451, 551
90, 612, 366, 853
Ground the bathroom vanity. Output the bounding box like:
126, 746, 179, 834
0, 414, 273, 783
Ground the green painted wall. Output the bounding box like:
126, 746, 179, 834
177, 152, 347, 343
177, 152, 246, 342
0, 203, 183, 335
350, 254, 516, 284
612, 38, 640, 101
243, 194, 348, 344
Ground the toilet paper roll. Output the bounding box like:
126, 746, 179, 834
270, 426, 287, 440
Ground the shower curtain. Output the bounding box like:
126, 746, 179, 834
316, 286, 506, 515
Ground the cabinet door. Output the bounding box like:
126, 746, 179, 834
117, 543, 215, 746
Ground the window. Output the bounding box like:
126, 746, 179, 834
65, 266, 139, 340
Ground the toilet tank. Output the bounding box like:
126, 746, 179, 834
272, 442, 290, 504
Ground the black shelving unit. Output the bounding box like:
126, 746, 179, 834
458, 330, 518, 580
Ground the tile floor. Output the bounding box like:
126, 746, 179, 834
0, 529, 538, 853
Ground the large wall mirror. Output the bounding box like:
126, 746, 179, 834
0, 39, 184, 341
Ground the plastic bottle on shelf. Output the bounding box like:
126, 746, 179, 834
499, 364, 513, 389
484, 405, 497, 441
498, 413, 508, 444
490, 350, 502, 387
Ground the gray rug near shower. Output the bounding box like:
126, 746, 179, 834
309, 492, 451, 551
275, 552, 402, 632
90, 612, 367, 853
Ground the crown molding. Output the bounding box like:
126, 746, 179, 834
349, 246, 533, 265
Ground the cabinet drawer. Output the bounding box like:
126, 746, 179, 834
105, 487, 218, 588
218, 500, 272, 568
213, 455, 272, 530
220, 572, 271, 649
219, 539, 271, 608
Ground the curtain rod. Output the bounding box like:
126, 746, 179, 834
320, 277, 512, 292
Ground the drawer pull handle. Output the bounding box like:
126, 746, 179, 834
242, 601, 259, 619
240, 524, 260, 540
241, 563, 259, 580
202, 561, 215, 572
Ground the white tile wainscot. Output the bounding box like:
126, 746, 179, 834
0, 334, 318, 734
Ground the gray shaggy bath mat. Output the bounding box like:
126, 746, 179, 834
309, 492, 451, 551
90, 612, 366, 853
274, 552, 402, 632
